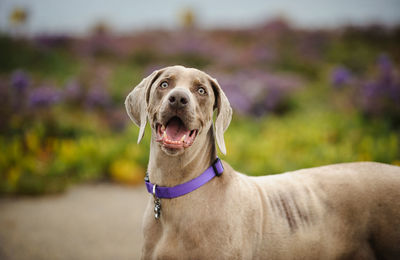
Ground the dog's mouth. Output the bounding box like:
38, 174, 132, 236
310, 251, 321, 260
156, 117, 198, 149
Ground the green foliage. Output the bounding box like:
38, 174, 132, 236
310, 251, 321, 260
109, 64, 144, 104
0, 126, 149, 194
0, 35, 79, 82
1, 23, 399, 195
225, 108, 399, 176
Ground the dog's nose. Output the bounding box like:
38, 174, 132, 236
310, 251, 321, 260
168, 91, 189, 109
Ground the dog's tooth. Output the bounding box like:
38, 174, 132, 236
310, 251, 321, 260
163, 132, 167, 139
180, 135, 186, 142
161, 125, 165, 132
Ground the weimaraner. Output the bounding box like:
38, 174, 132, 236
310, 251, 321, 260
125, 65, 400, 259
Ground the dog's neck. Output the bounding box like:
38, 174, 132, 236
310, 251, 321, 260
147, 127, 217, 187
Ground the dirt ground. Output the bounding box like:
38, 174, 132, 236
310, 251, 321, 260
0, 183, 149, 260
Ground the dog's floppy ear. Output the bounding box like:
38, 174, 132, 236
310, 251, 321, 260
125, 69, 163, 144
209, 77, 232, 155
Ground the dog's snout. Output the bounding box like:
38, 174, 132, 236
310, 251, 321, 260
168, 91, 189, 109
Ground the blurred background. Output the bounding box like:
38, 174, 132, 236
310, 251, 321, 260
1, 0, 399, 194
0, 0, 399, 259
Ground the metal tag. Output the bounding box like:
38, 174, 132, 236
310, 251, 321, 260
154, 197, 162, 219
153, 184, 161, 219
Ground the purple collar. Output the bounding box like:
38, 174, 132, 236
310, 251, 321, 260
145, 158, 224, 199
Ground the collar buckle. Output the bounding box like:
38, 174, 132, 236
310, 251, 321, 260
212, 158, 223, 177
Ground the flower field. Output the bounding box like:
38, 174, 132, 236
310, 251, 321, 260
1, 20, 399, 194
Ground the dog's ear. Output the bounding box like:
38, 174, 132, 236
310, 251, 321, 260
125, 69, 163, 144
209, 77, 232, 155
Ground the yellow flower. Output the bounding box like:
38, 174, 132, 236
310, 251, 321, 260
109, 159, 144, 185
392, 160, 400, 167
7, 167, 21, 187
59, 140, 77, 162
9, 7, 28, 25
25, 131, 39, 152
180, 8, 195, 28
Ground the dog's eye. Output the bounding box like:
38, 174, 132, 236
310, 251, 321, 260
198, 87, 206, 95
160, 81, 169, 88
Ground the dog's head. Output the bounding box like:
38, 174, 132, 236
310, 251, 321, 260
125, 65, 232, 156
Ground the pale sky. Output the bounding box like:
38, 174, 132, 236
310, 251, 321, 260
1, 0, 399, 35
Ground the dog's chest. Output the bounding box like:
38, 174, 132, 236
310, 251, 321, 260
142, 197, 253, 258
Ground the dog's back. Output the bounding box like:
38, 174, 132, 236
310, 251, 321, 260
246, 162, 400, 259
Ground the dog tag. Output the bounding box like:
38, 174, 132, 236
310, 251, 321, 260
152, 184, 161, 219
154, 197, 161, 219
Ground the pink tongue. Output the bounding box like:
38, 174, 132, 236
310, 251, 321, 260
165, 117, 190, 141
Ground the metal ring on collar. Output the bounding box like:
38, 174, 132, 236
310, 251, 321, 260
152, 184, 157, 199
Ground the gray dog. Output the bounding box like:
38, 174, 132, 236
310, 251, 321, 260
125, 65, 400, 259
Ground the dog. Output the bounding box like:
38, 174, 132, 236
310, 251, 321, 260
125, 65, 400, 259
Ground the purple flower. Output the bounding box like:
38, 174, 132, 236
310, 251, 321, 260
34, 34, 72, 49
217, 69, 302, 117
64, 79, 82, 101
359, 54, 400, 118
250, 46, 275, 63
86, 86, 110, 108
10, 70, 30, 92
29, 86, 61, 107
144, 65, 167, 77
331, 67, 351, 86
264, 88, 284, 111
217, 74, 253, 115
377, 54, 392, 76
